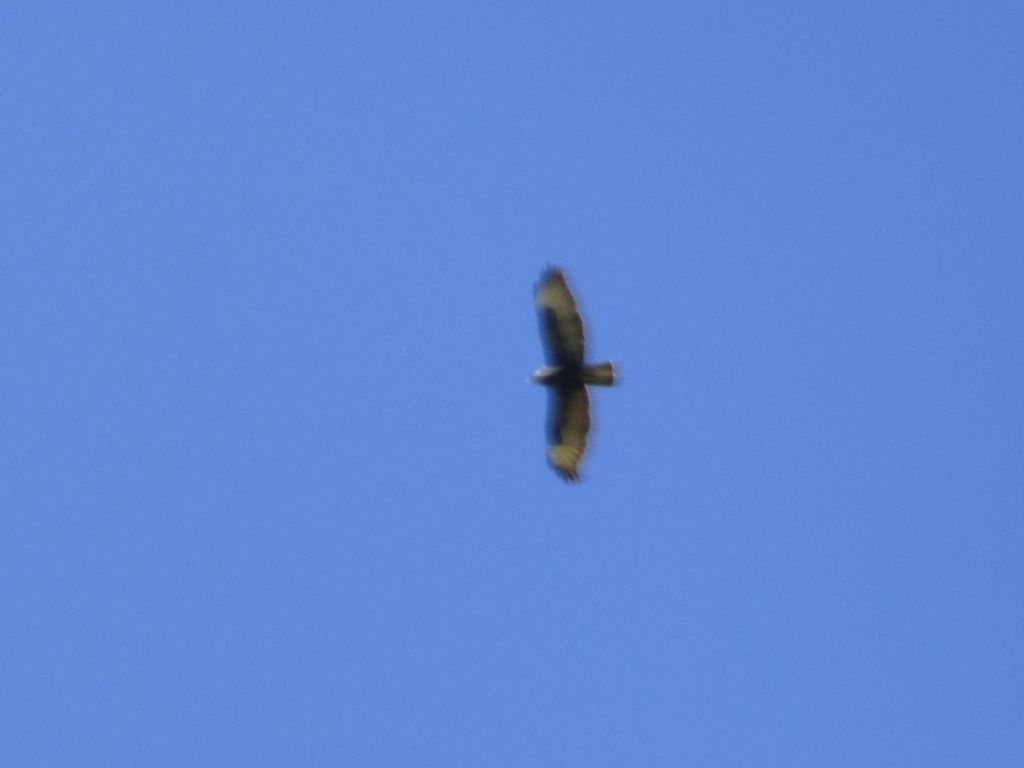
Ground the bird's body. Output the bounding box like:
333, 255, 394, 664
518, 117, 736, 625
531, 362, 616, 388
532, 267, 616, 481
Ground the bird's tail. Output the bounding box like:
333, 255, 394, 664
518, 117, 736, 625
582, 361, 616, 386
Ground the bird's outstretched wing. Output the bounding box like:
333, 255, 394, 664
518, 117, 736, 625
546, 385, 590, 482
535, 267, 585, 367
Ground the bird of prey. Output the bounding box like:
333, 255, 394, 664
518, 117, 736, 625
532, 267, 616, 481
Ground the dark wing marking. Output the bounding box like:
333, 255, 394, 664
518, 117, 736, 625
546, 384, 590, 481
535, 267, 585, 367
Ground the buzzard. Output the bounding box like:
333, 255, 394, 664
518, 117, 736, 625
532, 267, 616, 481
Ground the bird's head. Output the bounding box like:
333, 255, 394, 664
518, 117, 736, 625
531, 366, 560, 385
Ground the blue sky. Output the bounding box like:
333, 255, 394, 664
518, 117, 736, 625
3, 3, 1022, 765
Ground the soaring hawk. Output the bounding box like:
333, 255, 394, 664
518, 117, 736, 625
532, 267, 616, 481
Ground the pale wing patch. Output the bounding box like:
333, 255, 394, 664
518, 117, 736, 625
547, 385, 590, 481
535, 268, 585, 365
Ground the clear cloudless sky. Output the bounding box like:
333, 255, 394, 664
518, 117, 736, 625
3, 2, 1022, 765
